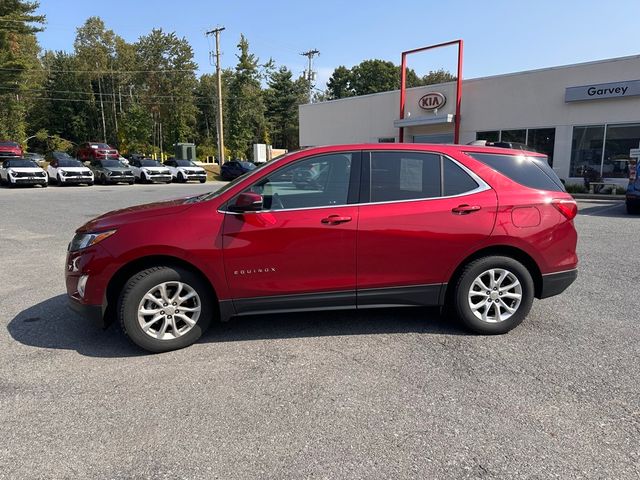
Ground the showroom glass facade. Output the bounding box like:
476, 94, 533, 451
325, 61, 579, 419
569, 123, 640, 178
476, 128, 556, 165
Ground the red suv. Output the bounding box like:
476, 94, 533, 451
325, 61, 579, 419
76, 142, 119, 162
66, 144, 578, 352
0, 141, 23, 158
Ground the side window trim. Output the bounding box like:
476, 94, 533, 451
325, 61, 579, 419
360, 150, 490, 205
221, 151, 362, 213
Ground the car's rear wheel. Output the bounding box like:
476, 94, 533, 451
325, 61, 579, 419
454, 256, 534, 334
118, 266, 213, 352
626, 203, 640, 215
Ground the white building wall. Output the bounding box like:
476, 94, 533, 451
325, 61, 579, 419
299, 55, 640, 181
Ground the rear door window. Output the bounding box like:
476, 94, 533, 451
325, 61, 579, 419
367, 151, 441, 202
467, 152, 565, 192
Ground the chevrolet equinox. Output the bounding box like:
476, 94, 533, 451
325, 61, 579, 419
66, 144, 578, 352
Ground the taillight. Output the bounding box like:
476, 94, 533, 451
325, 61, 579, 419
552, 199, 578, 220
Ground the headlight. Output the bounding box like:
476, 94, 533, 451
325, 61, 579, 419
7, 169, 16, 176
68, 230, 117, 252
60, 170, 68, 176
105, 170, 112, 176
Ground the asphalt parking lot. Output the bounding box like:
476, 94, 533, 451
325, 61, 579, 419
1, 186, 638, 479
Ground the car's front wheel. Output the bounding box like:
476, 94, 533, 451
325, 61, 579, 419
454, 256, 534, 334
626, 202, 640, 215
118, 266, 214, 352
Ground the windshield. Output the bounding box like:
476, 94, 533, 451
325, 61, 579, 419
91, 143, 111, 149
59, 159, 84, 168
240, 162, 257, 170
175, 160, 196, 167
4, 159, 38, 168
53, 152, 73, 160
140, 160, 162, 167
0, 141, 19, 147
99, 160, 125, 168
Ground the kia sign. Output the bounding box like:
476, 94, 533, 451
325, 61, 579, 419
565, 79, 640, 102
418, 92, 446, 111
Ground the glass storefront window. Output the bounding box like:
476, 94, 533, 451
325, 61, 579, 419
476, 131, 499, 142
412, 133, 455, 144
527, 128, 556, 166
501, 129, 526, 144
602, 124, 640, 178
570, 126, 605, 177
570, 124, 640, 178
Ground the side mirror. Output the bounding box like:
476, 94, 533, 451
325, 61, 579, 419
229, 192, 263, 213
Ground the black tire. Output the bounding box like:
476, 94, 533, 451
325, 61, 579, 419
41, 182, 48, 188
453, 256, 534, 335
100, 174, 107, 185
199, 178, 206, 183
118, 266, 214, 353
57, 173, 65, 186
178, 172, 187, 183
128, 181, 135, 185
626, 203, 640, 215
87, 182, 94, 186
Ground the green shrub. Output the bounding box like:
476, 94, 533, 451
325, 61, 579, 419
565, 183, 587, 194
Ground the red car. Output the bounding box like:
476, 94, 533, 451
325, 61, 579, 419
66, 144, 578, 352
76, 142, 119, 162
0, 141, 23, 158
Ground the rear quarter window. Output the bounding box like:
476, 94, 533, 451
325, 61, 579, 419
467, 152, 565, 192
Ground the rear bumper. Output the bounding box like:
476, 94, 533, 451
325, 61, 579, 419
68, 296, 107, 329
539, 269, 577, 299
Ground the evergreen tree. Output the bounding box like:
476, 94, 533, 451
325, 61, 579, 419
0, 0, 44, 141
227, 35, 267, 159
264, 66, 306, 150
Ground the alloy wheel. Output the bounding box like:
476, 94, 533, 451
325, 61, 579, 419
137, 281, 202, 340
467, 268, 523, 323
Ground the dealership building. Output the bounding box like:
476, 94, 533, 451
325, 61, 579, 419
299, 54, 640, 184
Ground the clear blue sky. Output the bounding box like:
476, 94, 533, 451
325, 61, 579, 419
36, 0, 640, 88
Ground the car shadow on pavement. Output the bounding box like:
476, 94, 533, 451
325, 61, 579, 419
7, 294, 143, 358
8, 295, 466, 356
201, 306, 466, 345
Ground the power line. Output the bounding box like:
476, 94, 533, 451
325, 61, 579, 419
0, 67, 196, 74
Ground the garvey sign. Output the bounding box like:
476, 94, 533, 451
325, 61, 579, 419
418, 92, 446, 111
565, 79, 640, 102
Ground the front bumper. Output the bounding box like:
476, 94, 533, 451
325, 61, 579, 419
61, 176, 93, 184
107, 175, 134, 183
146, 174, 173, 182
68, 296, 106, 328
11, 177, 47, 184
182, 173, 207, 181
539, 269, 578, 299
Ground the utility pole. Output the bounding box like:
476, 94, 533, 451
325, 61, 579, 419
96, 63, 107, 143
206, 26, 226, 164
301, 49, 320, 100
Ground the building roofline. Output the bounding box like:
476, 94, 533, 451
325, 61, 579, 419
301, 53, 640, 108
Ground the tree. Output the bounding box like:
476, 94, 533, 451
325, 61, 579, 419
0, 0, 45, 141
421, 69, 457, 85
135, 28, 198, 154
264, 66, 307, 150
227, 35, 267, 159
326, 66, 353, 99
325, 61, 457, 99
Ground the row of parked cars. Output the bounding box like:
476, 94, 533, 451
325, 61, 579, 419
0, 152, 208, 187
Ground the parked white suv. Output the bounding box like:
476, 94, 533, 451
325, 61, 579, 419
0, 157, 48, 187
129, 159, 173, 184
163, 159, 207, 183
47, 152, 94, 186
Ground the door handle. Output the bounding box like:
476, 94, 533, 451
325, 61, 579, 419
321, 215, 352, 225
452, 204, 481, 215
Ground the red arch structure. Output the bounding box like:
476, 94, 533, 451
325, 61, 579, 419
398, 39, 464, 144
